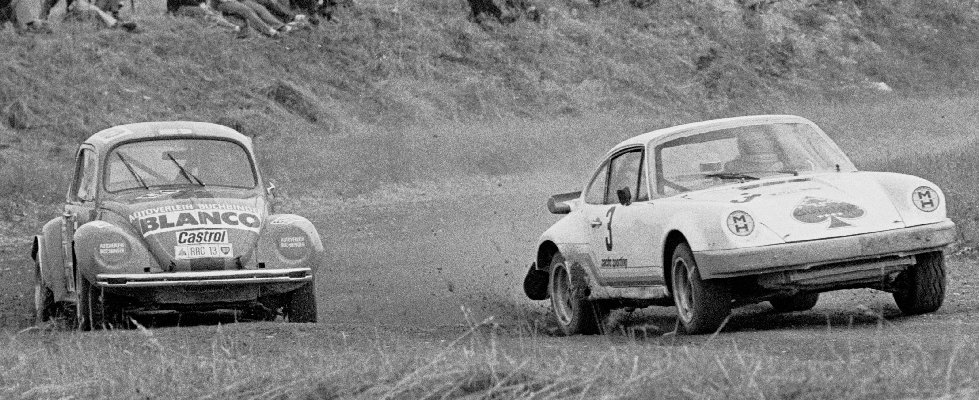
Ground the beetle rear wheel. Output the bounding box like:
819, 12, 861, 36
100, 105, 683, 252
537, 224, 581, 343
284, 281, 317, 323
77, 277, 124, 331
670, 243, 731, 334
548, 253, 607, 335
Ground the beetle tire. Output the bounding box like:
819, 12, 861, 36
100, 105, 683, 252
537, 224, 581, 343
769, 292, 819, 313
548, 253, 608, 335
77, 276, 123, 331
285, 281, 317, 323
894, 251, 946, 315
670, 243, 731, 334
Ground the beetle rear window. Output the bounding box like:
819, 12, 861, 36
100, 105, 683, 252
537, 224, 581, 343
105, 139, 257, 192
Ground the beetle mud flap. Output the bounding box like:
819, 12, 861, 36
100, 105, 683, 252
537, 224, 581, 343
523, 263, 549, 300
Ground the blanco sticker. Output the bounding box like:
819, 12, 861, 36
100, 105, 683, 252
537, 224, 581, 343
176, 229, 229, 244
174, 244, 234, 259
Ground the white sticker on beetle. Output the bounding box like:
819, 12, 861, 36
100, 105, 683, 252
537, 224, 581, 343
174, 244, 234, 259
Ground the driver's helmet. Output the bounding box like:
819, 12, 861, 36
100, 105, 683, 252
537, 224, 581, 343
725, 126, 784, 173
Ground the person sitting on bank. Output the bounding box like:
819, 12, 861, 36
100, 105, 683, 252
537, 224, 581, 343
0, 0, 52, 33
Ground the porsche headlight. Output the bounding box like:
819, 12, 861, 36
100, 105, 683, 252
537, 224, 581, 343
727, 211, 754, 236
912, 186, 939, 212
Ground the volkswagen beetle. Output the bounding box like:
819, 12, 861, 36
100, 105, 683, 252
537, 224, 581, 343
32, 121, 323, 330
523, 115, 956, 335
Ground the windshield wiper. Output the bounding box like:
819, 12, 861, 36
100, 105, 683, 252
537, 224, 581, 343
117, 152, 149, 190
704, 172, 760, 181
167, 153, 205, 186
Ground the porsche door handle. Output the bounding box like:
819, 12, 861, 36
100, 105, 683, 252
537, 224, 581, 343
589, 218, 603, 227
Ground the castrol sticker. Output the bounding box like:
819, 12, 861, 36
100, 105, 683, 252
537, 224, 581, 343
176, 229, 228, 244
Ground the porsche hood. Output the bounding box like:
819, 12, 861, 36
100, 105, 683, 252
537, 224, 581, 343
103, 189, 266, 270
679, 172, 918, 243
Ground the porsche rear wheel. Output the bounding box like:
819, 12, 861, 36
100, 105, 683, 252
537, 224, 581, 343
285, 281, 317, 323
548, 253, 607, 335
670, 243, 731, 334
894, 251, 946, 315
769, 292, 819, 313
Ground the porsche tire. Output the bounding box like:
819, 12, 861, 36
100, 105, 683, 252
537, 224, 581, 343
284, 282, 317, 323
670, 243, 731, 334
548, 253, 607, 335
769, 292, 819, 313
894, 251, 946, 315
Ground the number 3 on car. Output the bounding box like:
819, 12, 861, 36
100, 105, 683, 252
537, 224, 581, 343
522, 115, 956, 335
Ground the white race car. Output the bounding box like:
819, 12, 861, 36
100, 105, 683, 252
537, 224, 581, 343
523, 115, 956, 335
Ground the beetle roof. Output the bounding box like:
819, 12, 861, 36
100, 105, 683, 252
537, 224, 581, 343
84, 121, 252, 150
608, 114, 817, 155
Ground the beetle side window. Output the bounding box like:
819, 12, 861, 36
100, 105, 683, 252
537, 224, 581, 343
71, 148, 98, 202
606, 150, 643, 204
584, 162, 609, 205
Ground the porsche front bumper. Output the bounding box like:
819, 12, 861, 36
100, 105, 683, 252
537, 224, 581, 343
695, 220, 956, 279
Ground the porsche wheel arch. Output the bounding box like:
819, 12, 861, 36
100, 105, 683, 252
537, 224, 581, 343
536, 241, 560, 274
662, 230, 689, 297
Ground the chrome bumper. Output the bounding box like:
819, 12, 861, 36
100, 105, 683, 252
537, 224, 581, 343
695, 220, 956, 279
95, 267, 313, 288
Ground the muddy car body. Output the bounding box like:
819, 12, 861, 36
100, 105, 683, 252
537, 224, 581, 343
32, 121, 322, 330
524, 115, 956, 335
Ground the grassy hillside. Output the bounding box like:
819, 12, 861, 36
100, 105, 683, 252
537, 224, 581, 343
1, 0, 977, 225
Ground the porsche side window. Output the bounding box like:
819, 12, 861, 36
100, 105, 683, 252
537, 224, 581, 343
584, 161, 609, 205
636, 154, 649, 201
71, 148, 97, 202
606, 150, 643, 204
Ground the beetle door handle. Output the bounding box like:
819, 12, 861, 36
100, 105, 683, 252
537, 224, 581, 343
589, 217, 603, 227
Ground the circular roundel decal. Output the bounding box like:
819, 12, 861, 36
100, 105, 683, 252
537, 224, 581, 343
912, 186, 939, 212
727, 211, 755, 236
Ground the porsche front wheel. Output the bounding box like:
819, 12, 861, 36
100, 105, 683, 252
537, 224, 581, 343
548, 253, 607, 335
894, 251, 946, 315
670, 243, 731, 334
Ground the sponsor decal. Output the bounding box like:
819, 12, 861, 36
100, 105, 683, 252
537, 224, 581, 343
792, 197, 865, 228
174, 244, 234, 259
176, 229, 228, 244
279, 236, 306, 248
130, 204, 261, 236
98, 242, 127, 255
601, 258, 628, 268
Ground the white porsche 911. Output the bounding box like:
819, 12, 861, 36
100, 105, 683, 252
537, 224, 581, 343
523, 115, 956, 335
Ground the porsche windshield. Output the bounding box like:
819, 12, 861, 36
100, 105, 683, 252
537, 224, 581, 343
654, 123, 854, 195
105, 139, 257, 192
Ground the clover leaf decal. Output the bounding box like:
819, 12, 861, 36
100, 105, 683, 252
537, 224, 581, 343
792, 196, 865, 228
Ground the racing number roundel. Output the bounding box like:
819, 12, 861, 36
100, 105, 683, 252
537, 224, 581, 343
912, 186, 939, 212
727, 211, 754, 236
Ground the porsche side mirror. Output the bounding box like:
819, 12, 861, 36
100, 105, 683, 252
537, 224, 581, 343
546, 191, 582, 214
617, 187, 632, 206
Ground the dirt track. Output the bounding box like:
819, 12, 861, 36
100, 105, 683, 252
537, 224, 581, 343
0, 171, 976, 337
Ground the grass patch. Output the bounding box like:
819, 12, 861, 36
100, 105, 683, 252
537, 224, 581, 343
4, 317, 979, 399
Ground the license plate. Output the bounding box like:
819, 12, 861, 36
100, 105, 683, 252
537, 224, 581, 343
174, 244, 234, 259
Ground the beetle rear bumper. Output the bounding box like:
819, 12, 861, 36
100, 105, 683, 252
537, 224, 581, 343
694, 220, 956, 279
95, 267, 313, 288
